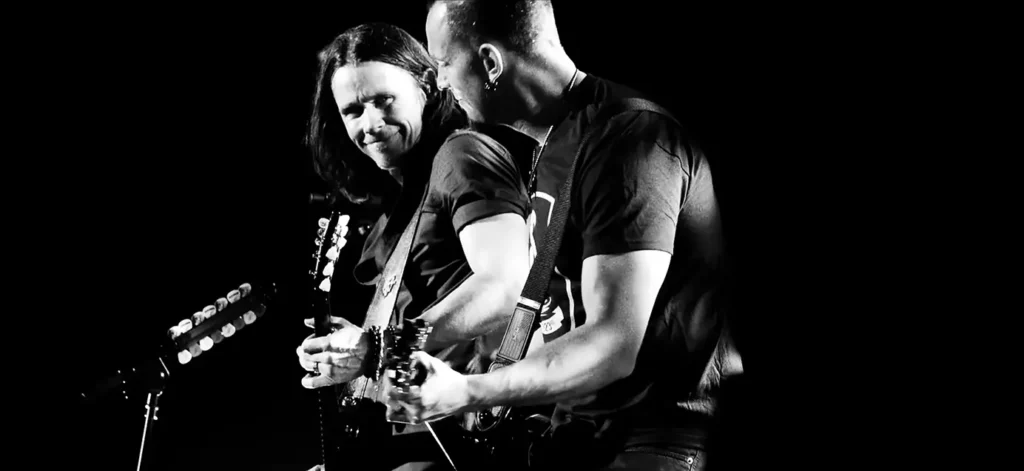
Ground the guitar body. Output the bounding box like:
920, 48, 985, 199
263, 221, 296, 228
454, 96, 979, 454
321, 385, 391, 469
307, 209, 548, 469
418, 409, 551, 470
406, 358, 554, 470
335, 377, 392, 439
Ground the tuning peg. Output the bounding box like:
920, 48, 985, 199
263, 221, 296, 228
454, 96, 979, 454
243, 310, 257, 325
221, 323, 236, 338
318, 218, 330, 229
215, 297, 229, 311
226, 290, 241, 303
338, 214, 351, 226
178, 319, 193, 331
319, 278, 331, 292
190, 311, 206, 326
178, 350, 192, 365
253, 303, 267, 319
231, 316, 246, 332
239, 283, 252, 297
168, 325, 184, 340
322, 261, 335, 277
202, 305, 216, 319
187, 342, 202, 358
199, 336, 214, 351
326, 246, 339, 261
210, 330, 225, 344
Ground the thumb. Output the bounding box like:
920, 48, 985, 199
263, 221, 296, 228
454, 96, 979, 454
331, 316, 358, 329
410, 351, 438, 373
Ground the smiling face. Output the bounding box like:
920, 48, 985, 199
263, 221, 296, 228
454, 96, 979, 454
330, 60, 428, 170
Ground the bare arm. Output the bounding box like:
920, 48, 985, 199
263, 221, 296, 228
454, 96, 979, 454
464, 250, 670, 407
416, 212, 530, 351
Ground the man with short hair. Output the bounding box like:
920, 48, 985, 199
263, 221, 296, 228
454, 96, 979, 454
389, 1, 741, 469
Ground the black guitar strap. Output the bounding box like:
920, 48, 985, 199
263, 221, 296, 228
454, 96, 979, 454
491, 97, 680, 366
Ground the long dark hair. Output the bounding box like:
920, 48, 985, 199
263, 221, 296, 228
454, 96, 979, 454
306, 23, 467, 205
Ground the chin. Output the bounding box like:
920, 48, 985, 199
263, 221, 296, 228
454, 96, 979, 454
370, 152, 402, 171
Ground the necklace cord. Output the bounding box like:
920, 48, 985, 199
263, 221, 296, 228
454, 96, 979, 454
526, 68, 580, 198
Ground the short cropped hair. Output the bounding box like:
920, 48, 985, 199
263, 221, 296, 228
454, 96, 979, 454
427, 0, 552, 54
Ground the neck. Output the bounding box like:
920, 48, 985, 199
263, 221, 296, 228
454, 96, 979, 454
501, 49, 583, 142
388, 168, 403, 185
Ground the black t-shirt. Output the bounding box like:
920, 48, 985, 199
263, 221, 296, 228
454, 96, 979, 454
525, 73, 734, 421
353, 129, 531, 363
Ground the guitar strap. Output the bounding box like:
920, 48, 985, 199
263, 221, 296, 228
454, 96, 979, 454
361, 182, 429, 331
491, 97, 680, 367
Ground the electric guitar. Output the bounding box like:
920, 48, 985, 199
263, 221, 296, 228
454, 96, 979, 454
81, 281, 277, 405
79, 281, 277, 470
415, 381, 553, 470
308, 211, 433, 471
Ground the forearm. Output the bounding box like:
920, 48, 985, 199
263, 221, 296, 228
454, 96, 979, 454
417, 273, 521, 351
464, 321, 632, 409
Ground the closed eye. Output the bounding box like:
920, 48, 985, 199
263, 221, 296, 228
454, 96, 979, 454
341, 104, 362, 118
340, 95, 393, 118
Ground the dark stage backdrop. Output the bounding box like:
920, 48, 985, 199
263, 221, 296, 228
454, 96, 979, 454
62, 2, 822, 470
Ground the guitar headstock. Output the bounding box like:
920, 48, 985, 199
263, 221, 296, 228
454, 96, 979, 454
311, 212, 350, 336
79, 281, 278, 404
165, 282, 277, 365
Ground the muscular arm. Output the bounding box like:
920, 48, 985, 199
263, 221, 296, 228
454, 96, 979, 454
463, 111, 685, 406
416, 212, 530, 351
464, 250, 670, 407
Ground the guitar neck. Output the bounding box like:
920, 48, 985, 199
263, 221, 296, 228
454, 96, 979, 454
81, 282, 276, 405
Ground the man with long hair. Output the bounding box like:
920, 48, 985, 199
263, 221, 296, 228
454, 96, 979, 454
297, 22, 538, 470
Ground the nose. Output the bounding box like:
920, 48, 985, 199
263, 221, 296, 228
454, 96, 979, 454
360, 107, 385, 136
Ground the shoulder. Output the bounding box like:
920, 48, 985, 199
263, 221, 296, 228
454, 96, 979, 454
576, 77, 692, 159
431, 128, 525, 183
436, 129, 509, 166
577, 105, 691, 176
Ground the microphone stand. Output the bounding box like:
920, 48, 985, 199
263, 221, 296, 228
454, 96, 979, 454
136, 358, 171, 471
82, 354, 174, 471
79, 282, 279, 470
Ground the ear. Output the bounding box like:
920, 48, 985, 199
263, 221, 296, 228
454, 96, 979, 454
477, 43, 504, 82
420, 68, 437, 89
420, 68, 438, 99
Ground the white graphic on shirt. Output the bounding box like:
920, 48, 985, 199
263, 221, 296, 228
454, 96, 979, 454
526, 191, 556, 268
540, 305, 565, 335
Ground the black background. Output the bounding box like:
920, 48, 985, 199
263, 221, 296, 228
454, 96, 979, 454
56, 2, 880, 470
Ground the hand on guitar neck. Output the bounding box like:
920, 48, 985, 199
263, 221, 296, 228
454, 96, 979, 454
297, 315, 370, 387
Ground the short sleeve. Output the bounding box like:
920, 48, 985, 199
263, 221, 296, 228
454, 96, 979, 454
575, 112, 686, 258
431, 131, 530, 234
